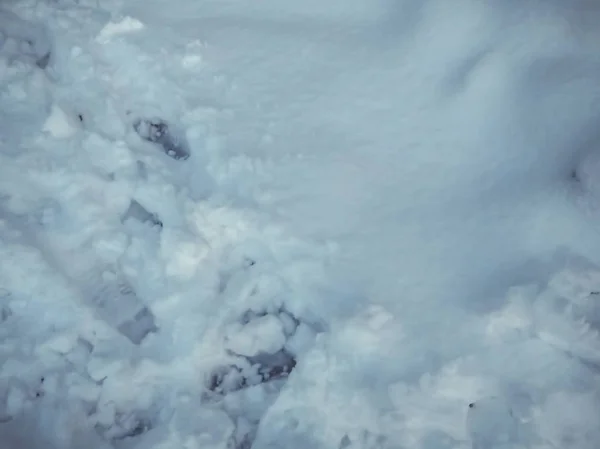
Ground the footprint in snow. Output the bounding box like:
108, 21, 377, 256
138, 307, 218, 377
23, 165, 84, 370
133, 117, 190, 161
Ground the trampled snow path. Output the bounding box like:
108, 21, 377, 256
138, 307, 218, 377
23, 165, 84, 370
1, 1, 600, 448
0, 2, 335, 448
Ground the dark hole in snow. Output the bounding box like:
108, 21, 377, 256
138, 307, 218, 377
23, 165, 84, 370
207, 365, 247, 393
207, 350, 297, 395
261, 352, 296, 379
36, 51, 51, 69
469, 403, 475, 408
339, 435, 352, 449
230, 433, 254, 449
207, 308, 314, 449
238, 306, 299, 329
117, 307, 158, 344
239, 309, 268, 325
133, 118, 190, 161
119, 419, 151, 440
0, 305, 12, 322
122, 199, 163, 229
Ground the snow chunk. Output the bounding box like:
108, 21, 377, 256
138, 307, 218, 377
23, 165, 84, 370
284, 322, 316, 356
485, 286, 534, 342
182, 40, 204, 69
5, 386, 27, 416
172, 399, 233, 445
83, 135, 135, 175
69, 381, 100, 404
182, 54, 202, 69
87, 357, 125, 382
38, 334, 77, 354
96, 17, 144, 43
92, 231, 130, 263
278, 311, 297, 336
333, 305, 401, 372
160, 230, 209, 280
42, 103, 78, 139
225, 315, 286, 357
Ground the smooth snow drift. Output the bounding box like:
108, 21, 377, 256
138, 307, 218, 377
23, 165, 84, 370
1, 0, 600, 448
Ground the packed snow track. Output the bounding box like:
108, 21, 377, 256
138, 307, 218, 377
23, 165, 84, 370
1, 1, 600, 448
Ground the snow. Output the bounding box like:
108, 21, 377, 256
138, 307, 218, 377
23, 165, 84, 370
0, 7, 52, 67
224, 315, 287, 357
1, 0, 600, 448
95, 16, 144, 43
42, 103, 79, 138
466, 396, 521, 449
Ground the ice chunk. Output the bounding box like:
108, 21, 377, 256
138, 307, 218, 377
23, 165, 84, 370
467, 396, 520, 449
133, 118, 190, 160
225, 314, 286, 357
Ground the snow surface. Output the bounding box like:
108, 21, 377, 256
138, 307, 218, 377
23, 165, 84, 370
1, 0, 600, 448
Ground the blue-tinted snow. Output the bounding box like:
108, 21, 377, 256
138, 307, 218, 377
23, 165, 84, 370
1, 0, 600, 448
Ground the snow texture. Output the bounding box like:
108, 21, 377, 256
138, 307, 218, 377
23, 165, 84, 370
0, 8, 52, 68
1, 0, 600, 448
121, 199, 163, 229
467, 396, 520, 449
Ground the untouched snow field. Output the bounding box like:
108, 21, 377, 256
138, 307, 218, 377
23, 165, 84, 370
1, 0, 600, 448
